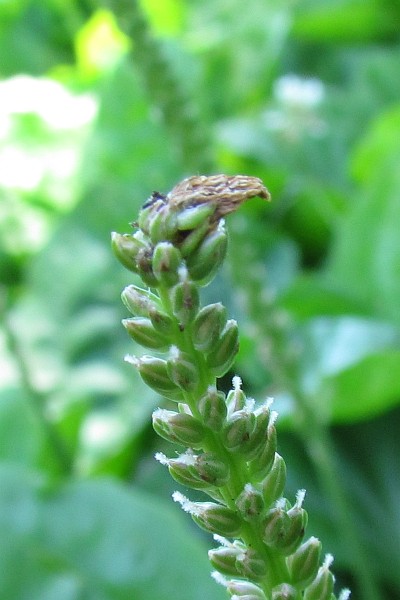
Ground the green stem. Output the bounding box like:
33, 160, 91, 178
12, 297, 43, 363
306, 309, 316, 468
103, 0, 214, 172
158, 283, 290, 597
1, 289, 73, 476
229, 244, 382, 599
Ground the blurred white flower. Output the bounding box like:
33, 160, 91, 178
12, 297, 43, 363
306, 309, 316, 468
0, 75, 97, 129
274, 74, 325, 108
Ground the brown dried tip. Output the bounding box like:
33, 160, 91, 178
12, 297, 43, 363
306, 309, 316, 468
167, 174, 270, 219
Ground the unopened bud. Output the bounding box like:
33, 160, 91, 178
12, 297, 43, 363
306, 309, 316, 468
138, 195, 165, 235
227, 580, 266, 599
209, 546, 241, 577
148, 204, 177, 244
304, 556, 335, 600
191, 502, 241, 537
261, 453, 287, 507
206, 319, 239, 377
272, 583, 297, 599
121, 285, 159, 317
148, 306, 175, 336
122, 317, 169, 350
287, 537, 321, 589
241, 406, 271, 460
198, 387, 227, 431
226, 377, 247, 413
157, 453, 212, 490
235, 548, 267, 581
222, 410, 256, 452
152, 409, 205, 446
171, 279, 200, 325
248, 419, 277, 479
176, 202, 215, 231
167, 348, 199, 391
111, 232, 143, 273
192, 303, 227, 352
275, 493, 307, 555
180, 218, 210, 257
126, 355, 184, 401
235, 484, 264, 521
152, 242, 182, 287
262, 505, 290, 547
186, 225, 228, 284
195, 452, 230, 486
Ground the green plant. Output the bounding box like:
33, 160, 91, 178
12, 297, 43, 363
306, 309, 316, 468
112, 174, 350, 600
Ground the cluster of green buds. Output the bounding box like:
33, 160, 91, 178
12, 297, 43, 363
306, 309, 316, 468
112, 174, 350, 600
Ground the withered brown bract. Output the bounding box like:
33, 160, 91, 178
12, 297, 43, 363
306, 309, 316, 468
166, 174, 270, 220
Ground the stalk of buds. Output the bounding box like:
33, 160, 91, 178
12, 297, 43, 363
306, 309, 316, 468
112, 174, 350, 599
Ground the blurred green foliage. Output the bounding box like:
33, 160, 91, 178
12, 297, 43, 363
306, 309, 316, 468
0, 0, 399, 598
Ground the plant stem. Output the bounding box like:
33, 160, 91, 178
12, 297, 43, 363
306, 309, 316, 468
1, 288, 73, 475
103, 0, 214, 173
229, 243, 382, 599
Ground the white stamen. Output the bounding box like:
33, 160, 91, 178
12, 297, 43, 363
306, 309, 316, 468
295, 489, 306, 508
154, 452, 169, 465
323, 553, 334, 569
124, 354, 138, 366
232, 375, 242, 390
211, 571, 227, 586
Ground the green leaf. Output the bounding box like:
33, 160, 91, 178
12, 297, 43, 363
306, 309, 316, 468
281, 275, 367, 320
297, 316, 400, 422
317, 350, 400, 422
326, 105, 400, 324
0, 465, 225, 600
293, 0, 398, 43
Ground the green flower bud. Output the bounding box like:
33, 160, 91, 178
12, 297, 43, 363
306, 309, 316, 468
111, 232, 143, 273
136, 248, 158, 287
206, 319, 239, 377
122, 317, 169, 350
236, 548, 267, 581
241, 406, 271, 460
148, 306, 175, 336
171, 279, 200, 326
191, 502, 242, 537
209, 546, 242, 577
198, 387, 227, 431
186, 225, 228, 284
235, 484, 264, 521
287, 537, 321, 589
152, 242, 182, 287
167, 347, 199, 391
121, 285, 159, 317
156, 452, 213, 490
138, 195, 165, 235
195, 452, 230, 486
272, 583, 297, 599
226, 377, 247, 413
304, 558, 335, 600
248, 420, 277, 480
148, 204, 168, 243
152, 409, 205, 446
222, 410, 256, 452
192, 303, 227, 352
148, 204, 177, 244
227, 580, 266, 599
126, 355, 184, 401
180, 218, 210, 257
176, 202, 215, 230
262, 505, 291, 547
261, 453, 287, 507
275, 508, 307, 556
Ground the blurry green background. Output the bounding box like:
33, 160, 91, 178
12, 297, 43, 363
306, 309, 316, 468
1, 0, 400, 598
